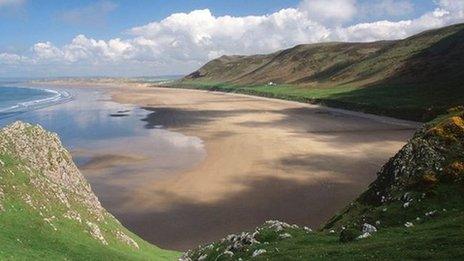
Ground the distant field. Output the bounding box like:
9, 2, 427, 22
172, 80, 462, 121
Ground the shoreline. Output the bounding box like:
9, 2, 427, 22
0, 85, 72, 117
33, 80, 420, 128
154, 85, 420, 128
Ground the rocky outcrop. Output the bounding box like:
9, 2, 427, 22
0, 122, 139, 249
358, 111, 464, 206
323, 108, 464, 232
180, 220, 311, 260
0, 121, 104, 219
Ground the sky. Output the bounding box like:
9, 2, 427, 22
0, 0, 463, 77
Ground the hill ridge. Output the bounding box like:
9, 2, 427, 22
180, 23, 464, 121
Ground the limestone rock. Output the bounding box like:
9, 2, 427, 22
362, 223, 377, 234
252, 249, 266, 257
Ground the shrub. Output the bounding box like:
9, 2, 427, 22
339, 229, 361, 243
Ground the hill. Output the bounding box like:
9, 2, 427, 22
181, 107, 464, 260
0, 122, 178, 260
178, 23, 464, 121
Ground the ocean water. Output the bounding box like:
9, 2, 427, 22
0, 84, 205, 176
0, 86, 71, 119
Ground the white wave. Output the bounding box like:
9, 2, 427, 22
0, 87, 72, 115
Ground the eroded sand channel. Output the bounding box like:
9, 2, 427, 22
110, 87, 418, 250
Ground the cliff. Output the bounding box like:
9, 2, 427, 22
0, 122, 178, 260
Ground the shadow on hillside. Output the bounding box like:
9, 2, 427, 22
323, 26, 464, 121
376, 26, 464, 86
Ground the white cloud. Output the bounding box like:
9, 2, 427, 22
0, 52, 29, 64
2, 0, 464, 76
32, 42, 63, 61
128, 8, 330, 62
335, 0, 464, 42
438, 0, 464, 11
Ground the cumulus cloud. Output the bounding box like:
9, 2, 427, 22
0, 52, 29, 64
32, 42, 63, 61
336, 1, 464, 42
2, 0, 464, 76
128, 8, 329, 61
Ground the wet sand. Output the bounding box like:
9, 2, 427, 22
107, 86, 418, 250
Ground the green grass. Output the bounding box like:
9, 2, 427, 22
262, 214, 464, 260
185, 182, 464, 260
172, 80, 361, 105
170, 80, 463, 121
0, 152, 179, 260
186, 212, 464, 260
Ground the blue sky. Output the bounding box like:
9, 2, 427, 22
1, 0, 301, 51
0, 0, 462, 77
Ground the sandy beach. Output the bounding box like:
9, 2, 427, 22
102, 86, 417, 250
5, 81, 419, 250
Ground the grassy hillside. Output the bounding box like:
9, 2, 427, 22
0, 122, 179, 260
177, 23, 464, 121
181, 108, 464, 260
186, 41, 391, 84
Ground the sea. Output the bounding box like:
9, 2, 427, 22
0, 79, 71, 119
